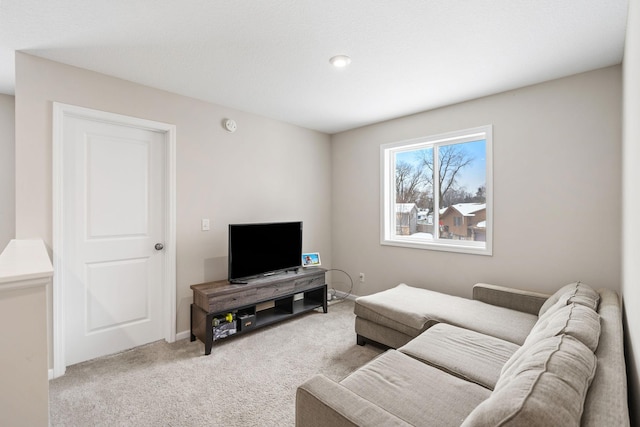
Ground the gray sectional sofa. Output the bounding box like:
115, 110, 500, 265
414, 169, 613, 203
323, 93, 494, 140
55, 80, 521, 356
296, 282, 629, 426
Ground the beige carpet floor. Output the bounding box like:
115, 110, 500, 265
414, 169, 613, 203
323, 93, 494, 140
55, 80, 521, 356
49, 299, 383, 426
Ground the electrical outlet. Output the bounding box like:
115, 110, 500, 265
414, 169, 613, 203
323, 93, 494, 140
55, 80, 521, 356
201, 218, 210, 231
359, 273, 365, 283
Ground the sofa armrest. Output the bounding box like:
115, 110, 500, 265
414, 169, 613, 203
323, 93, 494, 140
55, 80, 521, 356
296, 374, 412, 427
472, 283, 550, 315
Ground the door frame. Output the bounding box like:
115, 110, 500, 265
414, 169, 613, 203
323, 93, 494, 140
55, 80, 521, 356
52, 102, 176, 378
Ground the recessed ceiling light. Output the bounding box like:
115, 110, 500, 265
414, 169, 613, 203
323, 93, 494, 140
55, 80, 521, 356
329, 55, 351, 68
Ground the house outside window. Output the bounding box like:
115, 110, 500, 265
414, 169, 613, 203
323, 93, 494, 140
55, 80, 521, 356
380, 125, 492, 255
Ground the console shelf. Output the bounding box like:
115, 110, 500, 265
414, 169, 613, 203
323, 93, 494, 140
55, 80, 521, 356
190, 268, 327, 354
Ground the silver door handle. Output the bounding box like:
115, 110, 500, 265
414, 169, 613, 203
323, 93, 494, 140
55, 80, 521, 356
155, 243, 164, 251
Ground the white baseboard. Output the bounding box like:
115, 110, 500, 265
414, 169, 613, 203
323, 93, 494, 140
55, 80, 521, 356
175, 330, 191, 341
330, 290, 358, 302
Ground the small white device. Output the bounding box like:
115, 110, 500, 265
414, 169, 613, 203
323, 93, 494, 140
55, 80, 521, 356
223, 118, 237, 133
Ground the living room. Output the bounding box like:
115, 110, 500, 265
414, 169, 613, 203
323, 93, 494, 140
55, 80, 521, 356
1, 1, 639, 425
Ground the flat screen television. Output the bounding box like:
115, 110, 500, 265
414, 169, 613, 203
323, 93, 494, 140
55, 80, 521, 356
228, 221, 303, 282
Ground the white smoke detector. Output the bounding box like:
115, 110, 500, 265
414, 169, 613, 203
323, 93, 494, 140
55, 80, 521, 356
223, 118, 237, 133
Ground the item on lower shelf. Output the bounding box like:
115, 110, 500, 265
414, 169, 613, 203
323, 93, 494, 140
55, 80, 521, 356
213, 319, 237, 341
238, 313, 256, 332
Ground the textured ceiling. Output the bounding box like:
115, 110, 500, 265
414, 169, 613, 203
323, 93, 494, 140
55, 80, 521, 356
0, 0, 629, 134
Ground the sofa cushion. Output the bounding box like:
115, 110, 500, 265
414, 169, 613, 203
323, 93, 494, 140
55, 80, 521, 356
538, 282, 600, 317
341, 350, 491, 427
500, 302, 601, 379
529, 302, 601, 352
355, 316, 415, 349
462, 334, 597, 427
297, 375, 414, 427
399, 323, 519, 390
355, 299, 425, 339
355, 284, 538, 345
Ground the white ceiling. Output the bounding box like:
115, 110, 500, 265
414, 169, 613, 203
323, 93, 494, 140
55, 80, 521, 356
0, 0, 629, 134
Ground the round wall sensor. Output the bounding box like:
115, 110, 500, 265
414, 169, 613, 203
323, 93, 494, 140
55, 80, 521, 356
223, 119, 237, 133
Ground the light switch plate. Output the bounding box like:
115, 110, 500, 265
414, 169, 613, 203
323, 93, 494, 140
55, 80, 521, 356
202, 218, 210, 231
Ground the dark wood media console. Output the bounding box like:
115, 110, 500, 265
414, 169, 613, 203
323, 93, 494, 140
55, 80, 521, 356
190, 267, 327, 354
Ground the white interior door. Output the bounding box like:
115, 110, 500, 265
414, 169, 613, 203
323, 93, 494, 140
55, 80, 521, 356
60, 111, 169, 366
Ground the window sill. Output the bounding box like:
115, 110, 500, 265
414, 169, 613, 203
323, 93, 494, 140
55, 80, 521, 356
381, 237, 492, 256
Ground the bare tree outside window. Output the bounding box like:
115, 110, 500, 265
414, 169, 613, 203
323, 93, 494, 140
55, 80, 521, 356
395, 160, 427, 205
418, 144, 476, 207
395, 142, 485, 215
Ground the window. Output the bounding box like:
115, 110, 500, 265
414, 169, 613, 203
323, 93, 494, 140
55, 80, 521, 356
380, 125, 492, 255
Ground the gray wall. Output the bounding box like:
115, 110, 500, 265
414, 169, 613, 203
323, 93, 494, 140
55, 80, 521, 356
14, 53, 332, 337
331, 66, 622, 299
0, 94, 15, 249
623, 0, 640, 423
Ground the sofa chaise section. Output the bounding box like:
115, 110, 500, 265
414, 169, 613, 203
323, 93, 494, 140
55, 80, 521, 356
354, 283, 545, 348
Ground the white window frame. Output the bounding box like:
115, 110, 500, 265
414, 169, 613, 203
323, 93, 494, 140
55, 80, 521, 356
380, 125, 493, 256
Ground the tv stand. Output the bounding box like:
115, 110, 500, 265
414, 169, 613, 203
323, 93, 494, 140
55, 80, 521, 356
190, 267, 327, 355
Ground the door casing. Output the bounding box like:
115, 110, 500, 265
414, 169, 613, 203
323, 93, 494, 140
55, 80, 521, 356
52, 102, 176, 378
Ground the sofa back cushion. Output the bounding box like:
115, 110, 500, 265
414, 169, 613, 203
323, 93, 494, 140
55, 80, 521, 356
462, 334, 597, 427
538, 282, 600, 317
500, 302, 600, 388
529, 303, 601, 352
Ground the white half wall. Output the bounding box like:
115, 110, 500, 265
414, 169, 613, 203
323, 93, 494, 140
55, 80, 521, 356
331, 66, 622, 299
0, 94, 15, 249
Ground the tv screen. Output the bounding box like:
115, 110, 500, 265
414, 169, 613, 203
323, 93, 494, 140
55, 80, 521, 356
228, 221, 303, 282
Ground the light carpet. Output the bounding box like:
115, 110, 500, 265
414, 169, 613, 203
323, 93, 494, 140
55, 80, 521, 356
49, 300, 383, 426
